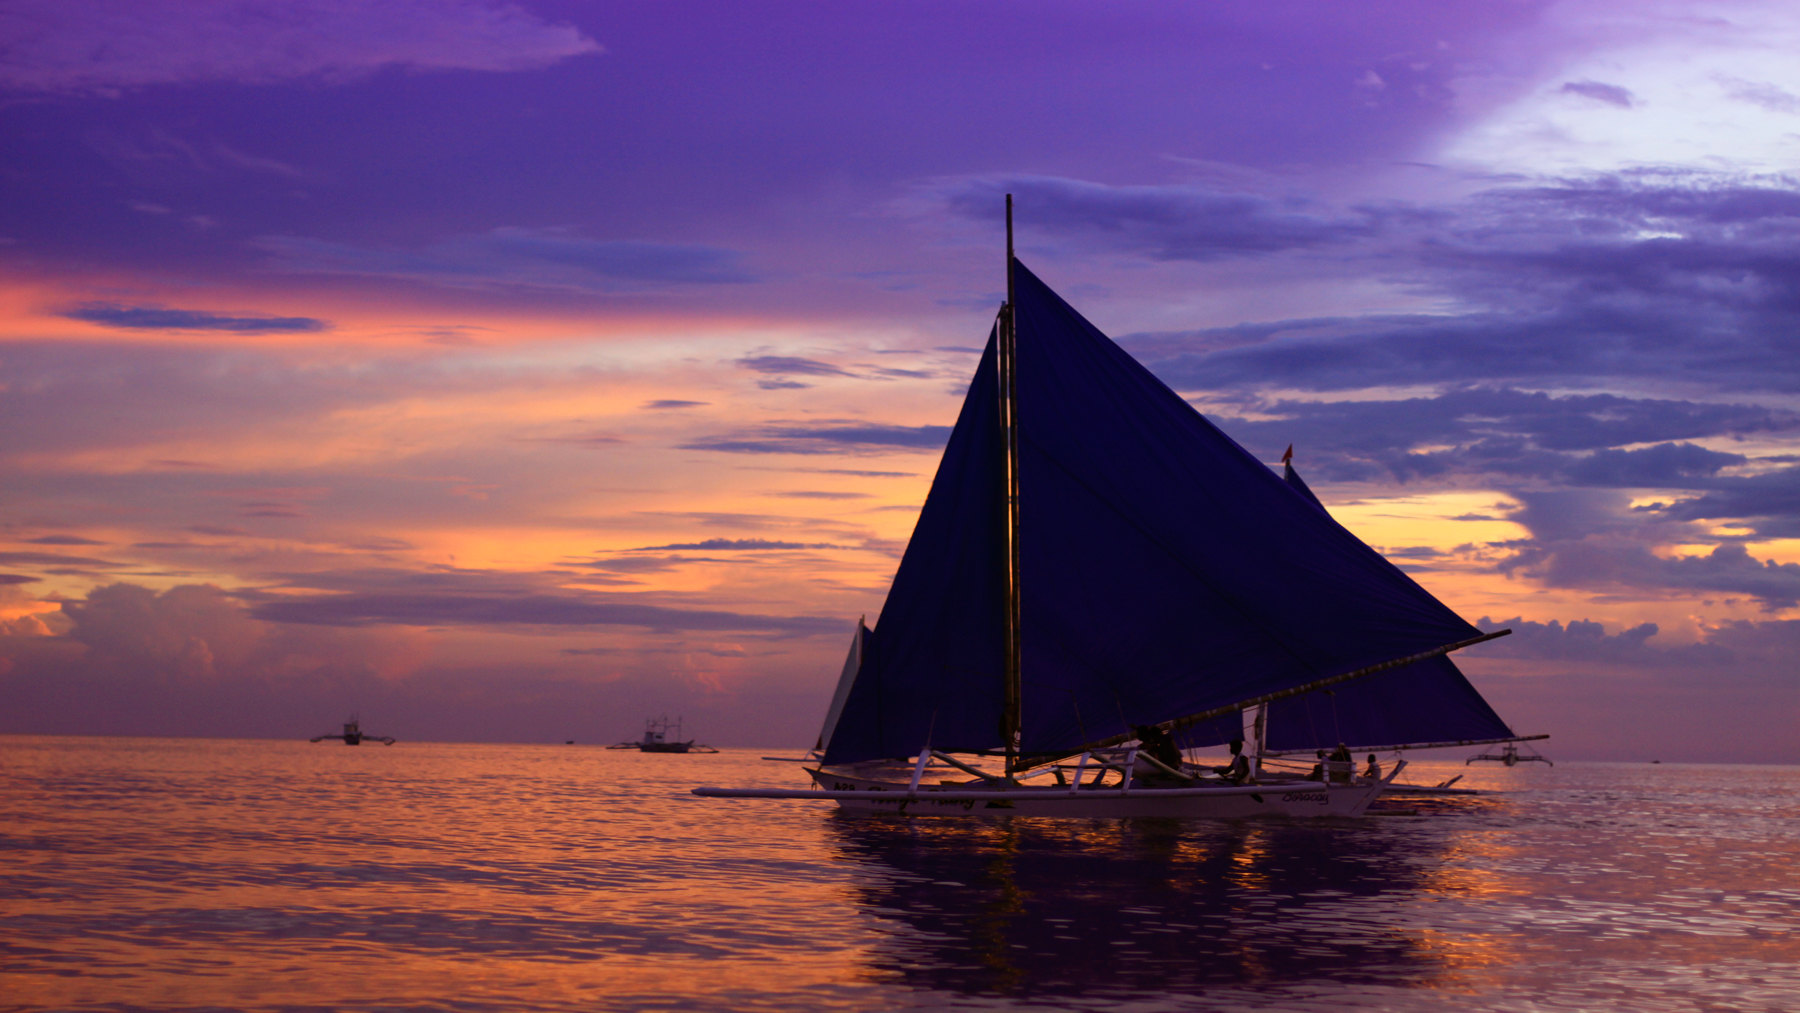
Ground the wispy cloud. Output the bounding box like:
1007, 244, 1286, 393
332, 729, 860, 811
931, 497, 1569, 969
1559, 80, 1636, 108
680, 422, 952, 456
1207, 388, 1792, 485
737, 355, 853, 378
1715, 75, 1800, 114
1116, 171, 1800, 398
254, 229, 755, 292
936, 174, 1381, 261
64, 303, 329, 334
252, 591, 840, 634
630, 538, 842, 551
0, 551, 127, 569
0, 0, 601, 95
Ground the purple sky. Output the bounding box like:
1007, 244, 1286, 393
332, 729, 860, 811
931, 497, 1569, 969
3, 1, 1797, 761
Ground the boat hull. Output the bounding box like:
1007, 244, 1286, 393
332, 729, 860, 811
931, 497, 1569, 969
801, 768, 1383, 819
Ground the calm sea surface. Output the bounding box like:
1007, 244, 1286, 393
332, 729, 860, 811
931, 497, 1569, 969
3, 736, 1796, 1012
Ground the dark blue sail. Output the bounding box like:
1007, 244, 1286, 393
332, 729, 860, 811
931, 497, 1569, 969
824, 261, 1490, 765
1264, 459, 1518, 752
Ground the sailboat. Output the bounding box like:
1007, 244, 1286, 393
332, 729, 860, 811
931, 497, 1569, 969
695, 198, 1515, 818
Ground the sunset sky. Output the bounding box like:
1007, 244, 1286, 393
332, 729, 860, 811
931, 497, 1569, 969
3, 0, 1797, 761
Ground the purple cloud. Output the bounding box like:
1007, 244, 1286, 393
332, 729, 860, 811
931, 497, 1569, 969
64, 303, 328, 334
737, 356, 854, 377
1661, 466, 1800, 537
1559, 80, 1636, 107
1205, 388, 1791, 486
0, 551, 127, 569
1716, 75, 1800, 114
0, 0, 601, 95
1565, 443, 1746, 487
940, 174, 1379, 261
1473, 616, 1701, 664
630, 538, 841, 551
680, 422, 952, 455
1497, 490, 1800, 610
252, 591, 841, 634
253, 231, 754, 292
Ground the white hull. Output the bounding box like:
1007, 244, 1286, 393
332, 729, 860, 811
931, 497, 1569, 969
691, 767, 1385, 819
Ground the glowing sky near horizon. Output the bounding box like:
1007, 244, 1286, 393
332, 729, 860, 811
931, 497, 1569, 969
2, 0, 1797, 761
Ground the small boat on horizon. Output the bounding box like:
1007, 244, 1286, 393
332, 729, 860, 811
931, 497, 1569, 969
609, 716, 717, 754
309, 716, 394, 746
1468, 742, 1554, 767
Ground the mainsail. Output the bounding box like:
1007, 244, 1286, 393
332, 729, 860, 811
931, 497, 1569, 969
823, 259, 1494, 766
1262, 456, 1520, 752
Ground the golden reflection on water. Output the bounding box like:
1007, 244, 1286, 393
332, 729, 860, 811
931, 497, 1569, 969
4, 741, 1798, 1011
3, 738, 878, 1011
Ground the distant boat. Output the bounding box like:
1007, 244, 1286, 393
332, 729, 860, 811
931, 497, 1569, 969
1468, 742, 1553, 767
610, 716, 717, 754
310, 716, 394, 746
696, 197, 1513, 818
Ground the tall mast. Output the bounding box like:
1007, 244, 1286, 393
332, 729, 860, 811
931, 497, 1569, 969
999, 195, 1022, 775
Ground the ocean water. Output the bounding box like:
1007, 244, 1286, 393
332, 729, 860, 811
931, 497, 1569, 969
2, 737, 1796, 1012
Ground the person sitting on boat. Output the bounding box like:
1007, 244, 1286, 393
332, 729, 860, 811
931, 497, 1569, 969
1363, 754, 1382, 781
1328, 743, 1353, 783
1132, 724, 1185, 782
1211, 739, 1251, 784
1307, 749, 1326, 781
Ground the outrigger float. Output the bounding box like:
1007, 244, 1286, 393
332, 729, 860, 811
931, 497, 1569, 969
696, 198, 1534, 819
699, 746, 1400, 818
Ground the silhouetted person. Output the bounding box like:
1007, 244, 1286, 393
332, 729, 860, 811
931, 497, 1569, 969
1328, 742, 1353, 784
1133, 724, 1181, 769
1212, 739, 1251, 784
1132, 724, 1185, 783
1307, 749, 1326, 781
1363, 753, 1382, 780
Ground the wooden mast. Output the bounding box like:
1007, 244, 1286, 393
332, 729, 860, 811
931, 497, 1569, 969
1000, 194, 1022, 775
